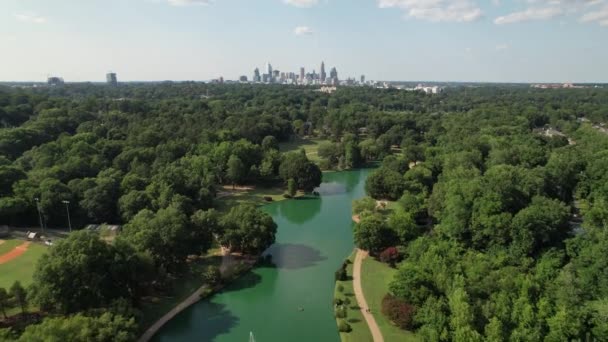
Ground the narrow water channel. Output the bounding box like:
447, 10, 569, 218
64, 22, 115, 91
154, 169, 371, 342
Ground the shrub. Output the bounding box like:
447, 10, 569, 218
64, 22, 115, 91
335, 268, 347, 281
379, 247, 402, 267
334, 298, 344, 306
381, 294, 415, 330
337, 284, 344, 292
338, 320, 352, 333
283, 193, 292, 199
335, 305, 347, 318
201, 265, 222, 286
263, 196, 273, 202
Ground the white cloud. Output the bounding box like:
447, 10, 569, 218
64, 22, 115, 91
294, 26, 314, 35
494, 0, 606, 25
494, 6, 563, 24
13, 13, 47, 24
580, 4, 608, 25
377, 0, 483, 22
284, 0, 319, 8
495, 43, 509, 51
167, 0, 212, 6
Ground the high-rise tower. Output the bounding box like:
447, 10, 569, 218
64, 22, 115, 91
320, 61, 326, 83
106, 72, 117, 86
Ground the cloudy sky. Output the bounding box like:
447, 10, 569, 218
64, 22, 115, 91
1, 0, 607, 82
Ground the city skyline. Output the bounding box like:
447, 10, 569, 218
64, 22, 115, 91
1, 0, 608, 83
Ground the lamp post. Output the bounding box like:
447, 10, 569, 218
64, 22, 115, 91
34, 197, 45, 234
62, 200, 72, 233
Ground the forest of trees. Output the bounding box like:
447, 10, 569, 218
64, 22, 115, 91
353, 86, 608, 340
1, 82, 608, 340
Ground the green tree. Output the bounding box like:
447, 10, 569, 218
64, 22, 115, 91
226, 154, 246, 189
9, 281, 27, 315
0, 287, 10, 319
218, 204, 277, 254
287, 178, 297, 197
16, 312, 137, 342
352, 196, 376, 215
353, 213, 395, 254
30, 231, 146, 313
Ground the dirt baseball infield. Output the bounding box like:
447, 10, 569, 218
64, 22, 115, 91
0, 242, 31, 265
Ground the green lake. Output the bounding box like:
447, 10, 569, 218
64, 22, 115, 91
154, 169, 371, 342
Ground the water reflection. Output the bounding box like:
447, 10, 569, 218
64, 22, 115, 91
263, 243, 327, 270
277, 197, 322, 225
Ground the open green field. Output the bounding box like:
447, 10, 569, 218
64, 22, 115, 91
0, 240, 48, 289
0, 240, 23, 255
361, 257, 419, 342
139, 248, 224, 330
216, 186, 290, 212
279, 137, 330, 163
335, 251, 373, 342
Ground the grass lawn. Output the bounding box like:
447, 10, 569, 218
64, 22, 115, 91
139, 249, 224, 330
335, 251, 373, 342
215, 185, 292, 212
361, 256, 419, 342
0, 240, 23, 255
0, 240, 48, 289
279, 137, 330, 163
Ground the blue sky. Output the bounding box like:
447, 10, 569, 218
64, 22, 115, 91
1, 0, 607, 82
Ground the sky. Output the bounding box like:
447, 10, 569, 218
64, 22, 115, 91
0, 0, 607, 83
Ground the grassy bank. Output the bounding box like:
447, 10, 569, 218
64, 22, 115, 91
361, 257, 419, 342
334, 251, 373, 342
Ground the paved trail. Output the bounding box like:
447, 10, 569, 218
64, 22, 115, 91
0, 242, 30, 265
138, 249, 235, 342
353, 249, 384, 342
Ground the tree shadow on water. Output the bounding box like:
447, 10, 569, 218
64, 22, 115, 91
263, 243, 327, 270
156, 301, 239, 342
221, 271, 263, 293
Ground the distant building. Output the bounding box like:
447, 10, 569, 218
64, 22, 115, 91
253, 68, 261, 83
106, 72, 117, 86
329, 67, 338, 85
239, 75, 248, 82
300, 67, 305, 83
361, 75, 365, 84
320, 61, 326, 83
47, 76, 64, 86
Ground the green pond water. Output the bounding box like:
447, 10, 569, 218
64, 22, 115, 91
154, 169, 371, 342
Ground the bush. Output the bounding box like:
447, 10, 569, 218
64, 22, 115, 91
338, 320, 352, 333
337, 284, 344, 292
334, 298, 344, 306
381, 294, 415, 330
335, 305, 347, 318
379, 247, 402, 267
263, 196, 273, 202
201, 265, 222, 287
283, 193, 292, 199
335, 268, 347, 281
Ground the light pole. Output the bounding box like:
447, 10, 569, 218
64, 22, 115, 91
34, 197, 45, 234
62, 200, 72, 233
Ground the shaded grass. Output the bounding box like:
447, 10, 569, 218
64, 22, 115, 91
139, 249, 224, 330
279, 137, 330, 163
215, 185, 288, 212
335, 251, 373, 342
361, 257, 420, 342
0, 241, 48, 289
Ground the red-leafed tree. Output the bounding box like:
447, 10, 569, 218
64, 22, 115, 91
382, 294, 415, 330
379, 247, 401, 267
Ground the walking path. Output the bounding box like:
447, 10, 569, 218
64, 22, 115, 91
0, 242, 30, 265
138, 249, 236, 342
353, 248, 384, 342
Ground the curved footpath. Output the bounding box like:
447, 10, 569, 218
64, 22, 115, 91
138, 249, 235, 342
353, 248, 384, 342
